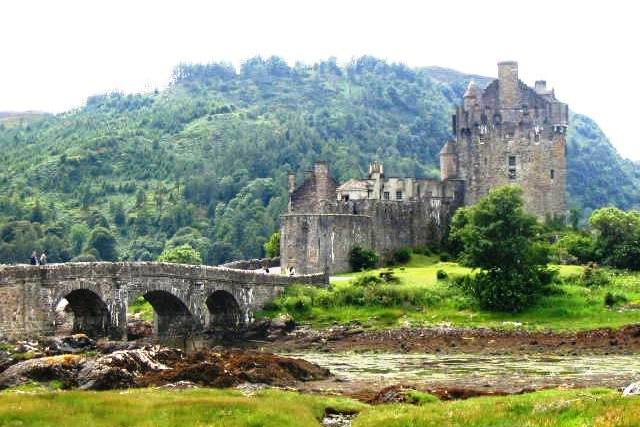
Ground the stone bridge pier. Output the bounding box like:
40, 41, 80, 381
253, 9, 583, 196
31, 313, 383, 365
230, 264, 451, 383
0, 262, 326, 340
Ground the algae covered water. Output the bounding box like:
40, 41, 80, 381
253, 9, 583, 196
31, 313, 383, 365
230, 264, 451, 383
285, 352, 640, 388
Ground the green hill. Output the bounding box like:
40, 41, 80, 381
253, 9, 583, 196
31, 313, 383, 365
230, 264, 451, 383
0, 56, 637, 264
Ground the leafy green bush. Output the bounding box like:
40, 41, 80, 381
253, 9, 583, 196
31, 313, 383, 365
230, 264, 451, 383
604, 292, 628, 307
263, 231, 280, 258
552, 232, 596, 264
392, 248, 412, 265
453, 268, 556, 312
436, 269, 448, 280
157, 244, 202, 264
581, 263, 610, 287
349, 246, 379, 271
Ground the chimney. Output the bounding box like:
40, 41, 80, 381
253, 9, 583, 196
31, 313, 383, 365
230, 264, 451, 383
287, 173, 296, 193
535, 80, 548, 94
498, 61, 519, 109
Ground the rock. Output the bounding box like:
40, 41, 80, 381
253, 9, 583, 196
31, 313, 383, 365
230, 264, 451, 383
623, 382, 640, 396
0, 354, 83, 389
44, 334, 95, 355
77, 346, 182, 390
127, 318, 153, 340
235, 382, 271, 395
158, 380, 199, 390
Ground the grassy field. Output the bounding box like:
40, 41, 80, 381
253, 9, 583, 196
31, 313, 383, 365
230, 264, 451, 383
261, 255, 640, 331
0, 387, 638, 427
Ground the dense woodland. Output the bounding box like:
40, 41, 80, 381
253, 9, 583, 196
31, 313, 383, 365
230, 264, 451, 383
0, 56, 638, 265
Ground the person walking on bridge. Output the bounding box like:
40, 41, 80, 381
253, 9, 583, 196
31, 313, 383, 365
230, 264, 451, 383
30, 251, 39, 266
39, 251, 47, 266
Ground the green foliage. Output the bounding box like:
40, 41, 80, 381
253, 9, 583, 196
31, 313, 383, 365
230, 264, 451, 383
589, 206, 640, 270
436, 269, 448, 280
88, 227, 118, 261
604, 291, 628, 307
551, 232, 596, 264
263, 231, 280, 258
349, 246, 379, 271
391, 247, 412, 265
450, 186, 554, 312
157, 244, 202, 264
580, 263, 610, 287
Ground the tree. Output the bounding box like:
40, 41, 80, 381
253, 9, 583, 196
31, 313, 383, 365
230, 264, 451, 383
88, 227, 118, 261
157, 244, 202, 265
263, 231, 280, 258
450, 186, 553, 312
69, 224, 90, 255
588, 207, 640, 270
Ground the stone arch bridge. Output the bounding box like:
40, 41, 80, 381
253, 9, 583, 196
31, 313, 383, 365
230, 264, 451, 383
0, 262, 326, 340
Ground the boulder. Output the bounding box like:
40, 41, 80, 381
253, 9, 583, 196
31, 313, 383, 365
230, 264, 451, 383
77, 346, 182, 390
0, 354, 83, 389
623, 382, 640, 396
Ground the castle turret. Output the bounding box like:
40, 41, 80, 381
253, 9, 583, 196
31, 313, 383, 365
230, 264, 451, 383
463, 80, 481, 111
498, 61, 519, 109
439, 140, 458, 180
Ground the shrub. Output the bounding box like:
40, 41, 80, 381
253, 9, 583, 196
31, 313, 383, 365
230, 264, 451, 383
352, 274, 383, 287
392, 247, 412, 265
157, 244, 202, 265
604, 292, 628, 307
349, 246, 379, 271
453, 268, 556, 312
263, 231, 280, 258
439, 252, 452, 262
581, 263, 610, 287
436, 269, 448, 280
553, 233, 596, 264
379, 270, 400, 284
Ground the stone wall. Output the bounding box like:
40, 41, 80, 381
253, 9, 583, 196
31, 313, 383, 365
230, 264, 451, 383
0, 262, 326, 341
220, 257, 281, 270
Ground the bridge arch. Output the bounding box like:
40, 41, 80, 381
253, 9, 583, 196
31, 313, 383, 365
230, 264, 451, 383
130, 289, 196, 337
54, 289, 111, 338
206, 290, 242, 330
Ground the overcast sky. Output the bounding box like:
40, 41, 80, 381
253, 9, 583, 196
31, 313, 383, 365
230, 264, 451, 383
1, 0, 638, 159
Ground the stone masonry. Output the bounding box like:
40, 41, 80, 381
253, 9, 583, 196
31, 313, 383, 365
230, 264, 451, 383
0, 262, 326, 340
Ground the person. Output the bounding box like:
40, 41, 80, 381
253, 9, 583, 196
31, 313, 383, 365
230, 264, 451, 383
289, 266, 295, 276
39, 251, 47, 266
30, 251, 39, 266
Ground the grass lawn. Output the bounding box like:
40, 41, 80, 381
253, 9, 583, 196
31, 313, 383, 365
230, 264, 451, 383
353, 388, 640, 427
262, 255, 640, 331
0, 387, 638, 427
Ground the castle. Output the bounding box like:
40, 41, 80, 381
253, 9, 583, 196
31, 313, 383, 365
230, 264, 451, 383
280, 62, 568, 274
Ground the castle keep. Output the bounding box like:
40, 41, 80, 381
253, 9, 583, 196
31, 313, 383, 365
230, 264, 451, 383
281, 62, 568, 274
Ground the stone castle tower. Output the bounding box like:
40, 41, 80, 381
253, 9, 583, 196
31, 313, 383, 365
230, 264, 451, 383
441, 61, 568, 219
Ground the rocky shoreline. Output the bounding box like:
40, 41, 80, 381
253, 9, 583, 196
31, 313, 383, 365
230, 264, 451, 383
256, 322, 640, 355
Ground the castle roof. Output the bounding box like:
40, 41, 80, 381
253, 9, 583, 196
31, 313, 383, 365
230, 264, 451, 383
439, 140, 457, 155
463, 80, 481, 98
337, 179, 370, 192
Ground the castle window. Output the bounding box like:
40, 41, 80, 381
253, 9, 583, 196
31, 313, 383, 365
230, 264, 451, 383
396, 191, 403, 201
508, 156, 517, 180
383, 191, 390, 200
550, 169, 555, 180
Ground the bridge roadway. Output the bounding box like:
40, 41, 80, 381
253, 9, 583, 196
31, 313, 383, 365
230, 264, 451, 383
0, 262, 326, 340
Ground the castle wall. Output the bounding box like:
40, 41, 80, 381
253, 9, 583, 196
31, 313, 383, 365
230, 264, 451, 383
280, 213, 373, 274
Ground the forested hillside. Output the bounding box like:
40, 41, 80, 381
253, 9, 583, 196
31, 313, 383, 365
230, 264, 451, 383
0, 56, 637, 264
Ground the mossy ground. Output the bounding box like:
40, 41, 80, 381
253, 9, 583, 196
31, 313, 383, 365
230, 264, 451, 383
0, 387, 637, 427
261, 255, 640, 331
